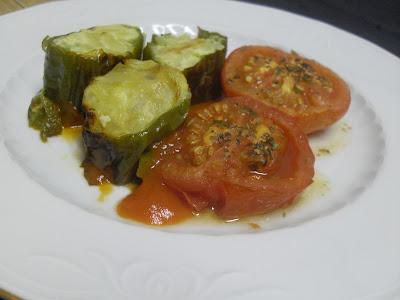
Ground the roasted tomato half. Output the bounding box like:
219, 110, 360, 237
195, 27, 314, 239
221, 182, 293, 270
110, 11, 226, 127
152, 97, 315, 219
221, 46, 351, 134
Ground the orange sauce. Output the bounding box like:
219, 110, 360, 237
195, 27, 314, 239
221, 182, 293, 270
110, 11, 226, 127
117, 173, 193, 226
98, 183, 113, 202
59, 100, 84, 128
248, 222, 261, 230
62, 126, 83, 142
58, 100, 85, 142
81, 160, 112, 185
81, 160, 113, 201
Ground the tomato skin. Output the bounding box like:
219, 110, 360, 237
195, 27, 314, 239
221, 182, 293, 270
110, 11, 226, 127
221, 46, 351, 134
214, 98, 314, 218
156, 97, 314, 219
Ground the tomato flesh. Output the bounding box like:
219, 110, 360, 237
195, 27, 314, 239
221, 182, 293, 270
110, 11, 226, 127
221, 46, 351, 134
152, 97, 315, 219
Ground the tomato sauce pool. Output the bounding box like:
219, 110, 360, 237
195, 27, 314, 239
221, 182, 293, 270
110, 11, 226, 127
82, 158, 193, 225
117, 173, 193, 226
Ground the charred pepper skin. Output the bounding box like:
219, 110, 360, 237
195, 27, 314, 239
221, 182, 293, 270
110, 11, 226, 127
143, 28, 227, 102
188, 28, 227, 101
42, 25, 144, 110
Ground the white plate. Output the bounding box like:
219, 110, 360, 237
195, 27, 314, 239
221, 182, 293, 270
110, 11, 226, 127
0, 0, 399, 299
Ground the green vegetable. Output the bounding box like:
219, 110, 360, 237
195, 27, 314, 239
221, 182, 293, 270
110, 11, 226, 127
82, 59, 191, 184
143, 28, 227, 102
28, 90, 62, 142
136, 151, 155, 179
42, 24, 144, 109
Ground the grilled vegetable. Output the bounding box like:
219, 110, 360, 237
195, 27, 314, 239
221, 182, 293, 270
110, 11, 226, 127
136, 150, 156, 179
28, 90, 62, 142
221, 46, 351, 134
82, 59, 191, 184
150, 97, 315, 219
143, 28, 227, 102
42, 24, 144, 109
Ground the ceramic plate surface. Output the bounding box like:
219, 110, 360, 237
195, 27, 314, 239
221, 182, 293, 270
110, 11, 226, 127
0, 0, 399, 299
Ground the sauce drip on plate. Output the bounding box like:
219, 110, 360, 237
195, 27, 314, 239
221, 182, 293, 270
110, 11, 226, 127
62, 127, 83, 142
117, 172, 193, 226
81, 160, 113, 201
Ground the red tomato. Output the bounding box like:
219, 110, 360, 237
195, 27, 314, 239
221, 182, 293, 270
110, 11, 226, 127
152, 97, 315, 219
221, 46, 351, 134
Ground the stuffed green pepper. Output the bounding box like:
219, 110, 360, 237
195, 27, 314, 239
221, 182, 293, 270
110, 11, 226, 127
42, 24, 144, 109
143, 28, 227, 102
82, 59, 191, 185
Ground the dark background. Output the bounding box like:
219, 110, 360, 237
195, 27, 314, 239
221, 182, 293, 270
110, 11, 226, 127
238, 0, 400, 57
